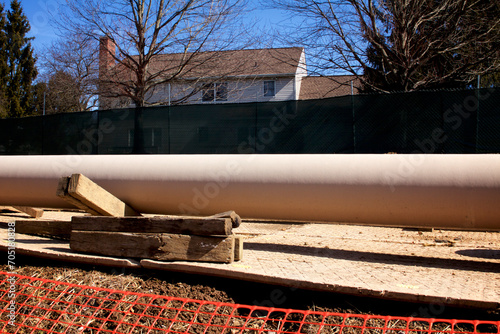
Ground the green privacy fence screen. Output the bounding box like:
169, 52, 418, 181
0, 88, 498, 155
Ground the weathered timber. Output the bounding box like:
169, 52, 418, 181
68, 174, 140, 216
12, 206, 44, 219
56, 177, 101, 215
209, 211, 241, 228
57, 174, 140, 216
234, 235, 244, 261
15, 220, 71, 240
70, 231, 235, 263
72, 216, 232, 236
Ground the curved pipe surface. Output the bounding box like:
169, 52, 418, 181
0, 154, 499, 230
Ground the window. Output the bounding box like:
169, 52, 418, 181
216, 83, 228, 101
264, 81, 275, 97
202, 83, 228, 102
202, 84, 214, 102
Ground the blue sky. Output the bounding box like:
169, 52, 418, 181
6, 0, 290, 56
16, 0, 59, 51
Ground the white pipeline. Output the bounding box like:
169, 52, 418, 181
0, 154, 499, 230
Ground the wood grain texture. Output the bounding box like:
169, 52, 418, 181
234, 235, 244, 261
57, 174, 139, 216
56, 177, 101, 215
12, 206, 44, 218
71, 216, 232, 236
70, 231, 235, 263
15, 220, 71, 240
68, 174, 140, 216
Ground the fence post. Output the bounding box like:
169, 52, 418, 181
351, 93, 356, 153
168, 105, 171, 154
96, 110, 100, 155
254, 102, 258, 153
475, 86, 480, 153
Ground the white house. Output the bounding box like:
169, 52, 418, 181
98, 37, 360, 109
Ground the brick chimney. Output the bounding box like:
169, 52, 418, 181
99, 36, 116, 109
99, 36, 116, 77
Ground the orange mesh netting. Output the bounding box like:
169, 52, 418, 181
0, 272, 499, 334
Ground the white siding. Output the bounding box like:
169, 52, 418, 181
228, 77, 296, 103
101, 47, 308, 108
294, 50, 308, 100
146, 77, 297, 105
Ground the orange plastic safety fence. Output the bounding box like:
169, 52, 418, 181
0, 272, 498, 334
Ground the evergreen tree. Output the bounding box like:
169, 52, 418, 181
5, 0, 37, 117
0, 3, 7, 117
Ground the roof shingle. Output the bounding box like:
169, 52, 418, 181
299, 76, 361, 100
123, 47, 305, 80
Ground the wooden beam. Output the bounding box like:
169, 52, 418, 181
68, 174, 140, 216
209, 211, 241, 228
234, 235, 244, 261
12, 206, 44, 218
56, 177, 101, 215
71, 216, 232, 236
57, 174, 140, 217
15, 220, 71, 240
70, 231, 235, 263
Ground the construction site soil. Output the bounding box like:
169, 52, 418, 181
0, 207, 499, 332
1, 255, 499, 323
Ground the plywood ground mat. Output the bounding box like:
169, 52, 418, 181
0, 210, 499, 310
1, 273, 500, 334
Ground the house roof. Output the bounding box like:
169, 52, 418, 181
299, 75, 361, 99
121, 47, 305, 80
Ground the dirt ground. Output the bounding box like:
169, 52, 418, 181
0, 207, 499, 330
1, 255, 499, 322
9, 259, 498, 334
1, 261, 234, 305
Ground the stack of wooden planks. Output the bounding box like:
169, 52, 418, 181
9, 173, 243, 264
70, 215, 243, 263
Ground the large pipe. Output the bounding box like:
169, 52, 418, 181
0, 154, 499, 230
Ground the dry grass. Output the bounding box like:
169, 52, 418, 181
0, 265, 498, 334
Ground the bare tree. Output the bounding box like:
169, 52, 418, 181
56, 0, 250, 152
0, 96, 6, 118
45, 71, 86, 113
270, 0, 500, 92
40, 32, 99, 112
58, 0, 249, 108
